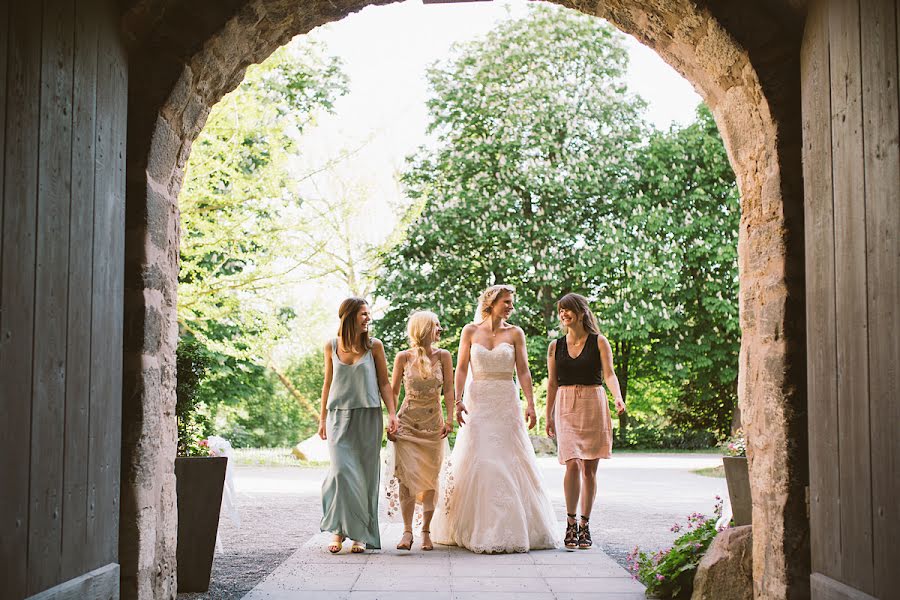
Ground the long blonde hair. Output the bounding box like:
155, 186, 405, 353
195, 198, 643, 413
337, 297, 372, 352
557, 292, 601, 335
474, 284, 516, 324
407, 311, 439, 378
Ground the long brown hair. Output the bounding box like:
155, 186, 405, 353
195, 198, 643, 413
557, 293, 601, 335
337, 297, 372, 352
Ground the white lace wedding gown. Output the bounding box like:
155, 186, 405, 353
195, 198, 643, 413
431, 342, 559, 553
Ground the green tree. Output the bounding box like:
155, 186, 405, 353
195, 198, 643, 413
629, 106, 740, 435
177, 38, 349, 446
376, 4, 645, 373
179, 39, 348, 362
374, 5, 740, 440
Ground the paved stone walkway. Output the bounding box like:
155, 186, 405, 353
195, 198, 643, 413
241, 522, 645, 600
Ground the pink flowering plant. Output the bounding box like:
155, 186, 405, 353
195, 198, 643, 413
626, 497, 726, 599
720, 428, 746, 457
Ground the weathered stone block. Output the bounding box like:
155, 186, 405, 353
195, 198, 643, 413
692, 525, 753, 600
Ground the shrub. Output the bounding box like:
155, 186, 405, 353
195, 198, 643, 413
619, 417, 716, 450
176, 338, 213, 456
626, 497, 726, 598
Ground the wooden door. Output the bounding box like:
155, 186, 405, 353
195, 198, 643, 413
0, 0, 127, 597
801, 1, 899, 599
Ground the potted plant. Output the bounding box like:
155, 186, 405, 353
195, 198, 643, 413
720, 429, 751, 526
175, 338, 227, 593
627, 497, 726, 598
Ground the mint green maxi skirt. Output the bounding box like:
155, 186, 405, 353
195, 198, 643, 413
320, 407, 383, 549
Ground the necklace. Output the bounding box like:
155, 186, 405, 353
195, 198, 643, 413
568, 333, 588, 347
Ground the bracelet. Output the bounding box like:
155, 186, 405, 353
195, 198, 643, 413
454, 400, 464, 406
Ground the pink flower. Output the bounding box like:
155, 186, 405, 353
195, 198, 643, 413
670, 523, 681, 532
656, 574, 665, 581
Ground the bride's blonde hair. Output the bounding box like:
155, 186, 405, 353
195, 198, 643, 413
407, 310, 439, 379
475, 284, 516, 323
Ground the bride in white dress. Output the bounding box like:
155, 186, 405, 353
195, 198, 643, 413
431, 284, 559, 553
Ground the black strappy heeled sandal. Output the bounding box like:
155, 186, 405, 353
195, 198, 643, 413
564, 513, 579, 549
578, 516, 592, 549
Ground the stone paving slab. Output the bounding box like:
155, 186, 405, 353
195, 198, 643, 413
242, 523, 645, 600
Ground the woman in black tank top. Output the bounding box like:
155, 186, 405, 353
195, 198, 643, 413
545, 293, 626, 549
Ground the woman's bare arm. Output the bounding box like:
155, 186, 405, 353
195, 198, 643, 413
513, 327, 537, 429
372, 340, 397, 416
391, 350, 406, 404
598, 335, 626, 414
546, 340, 558, 437
318, 340, 334, 439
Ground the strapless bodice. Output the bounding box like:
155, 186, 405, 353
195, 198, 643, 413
470, 343, 515, 380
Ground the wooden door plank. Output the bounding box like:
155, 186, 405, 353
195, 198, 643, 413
860, 1, 900, 597
0, 3, 42, 598
0, 0, 8, 282
829, 0, 874, 593
87, 0, 126, 569
28, 0, 75, 593
801, 0, 841, 580
61, 0, 99, 582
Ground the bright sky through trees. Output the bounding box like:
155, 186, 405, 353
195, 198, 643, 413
283, 0, 703, 344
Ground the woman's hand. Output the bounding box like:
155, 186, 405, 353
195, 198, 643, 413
546, 416, 555, 439
455, 401, 468, 426
317, 418, 327, 440
614, 398, 626, 415
441, 419, 454, 439
524, 404, 537, 430
386, 413, 399, 436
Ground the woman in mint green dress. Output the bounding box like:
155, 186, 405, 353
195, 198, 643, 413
318, 297, 398, 553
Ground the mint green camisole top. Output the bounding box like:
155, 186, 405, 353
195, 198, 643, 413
326, 338, 381, 410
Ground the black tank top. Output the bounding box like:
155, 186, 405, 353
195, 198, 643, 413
555, 333, 603, 386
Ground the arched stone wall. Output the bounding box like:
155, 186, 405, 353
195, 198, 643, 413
119, 1, 808, 598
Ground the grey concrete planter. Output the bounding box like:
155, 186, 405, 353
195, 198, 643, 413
723, 456, 752, 526
175, 456, 228, 592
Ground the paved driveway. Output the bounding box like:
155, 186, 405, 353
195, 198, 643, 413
180, 452, 725, 600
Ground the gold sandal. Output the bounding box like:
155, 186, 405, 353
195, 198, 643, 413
397, 530, 413, 551
421, 529, 433, 551
327, 535, 344, 554
350, 541, 366, 553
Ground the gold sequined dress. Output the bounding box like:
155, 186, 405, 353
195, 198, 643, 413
383, 357, 449, 518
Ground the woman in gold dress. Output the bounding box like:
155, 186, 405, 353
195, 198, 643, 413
384, 311, 455, 551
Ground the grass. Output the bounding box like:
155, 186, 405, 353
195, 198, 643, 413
231, 447, 327, 468
615, 447, 722, 454
692, 464, 726, 478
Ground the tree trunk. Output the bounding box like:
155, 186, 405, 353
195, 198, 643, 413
269, 363, 318, 416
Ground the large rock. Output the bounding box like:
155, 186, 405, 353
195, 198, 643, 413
530, 435, 558, 456
692, 525, 753, 600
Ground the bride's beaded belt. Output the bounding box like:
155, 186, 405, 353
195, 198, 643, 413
472, 373, 514, 381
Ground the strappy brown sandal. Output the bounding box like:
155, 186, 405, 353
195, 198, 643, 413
564, 513, 579, 549
327, 534, 344, 554
578, 517, 592, 549
421, 529, 433, 551
397, 530, 413, 551
350, 541, 366, 554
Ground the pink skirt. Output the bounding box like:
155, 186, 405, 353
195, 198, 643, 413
555, 385, 613, 464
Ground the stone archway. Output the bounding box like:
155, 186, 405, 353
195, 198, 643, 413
119, 1, 807, 598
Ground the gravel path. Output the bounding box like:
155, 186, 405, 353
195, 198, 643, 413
177, 452, 725, 599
